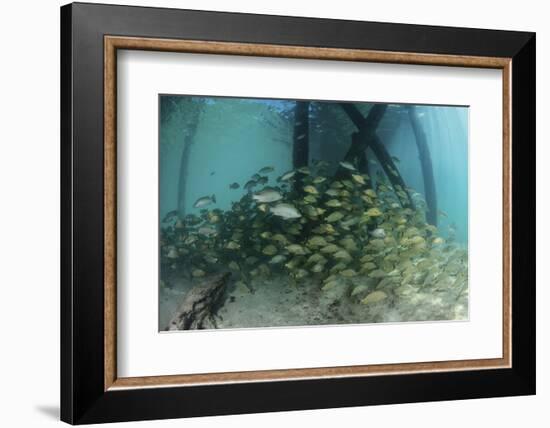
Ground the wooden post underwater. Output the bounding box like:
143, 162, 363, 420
408, 105, 437, 225
339, 103, 386, 164
339, 103, 415, 209
177, 103, 202, 216
292, 100, 310, 189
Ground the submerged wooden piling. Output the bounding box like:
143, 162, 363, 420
353, 132, 370, 182
339, 103, 415, 209
408, 106, 437, 226
292, 101, 310, 188
339, 103, 387, 164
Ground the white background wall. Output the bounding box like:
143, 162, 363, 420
0, 0, 545, 426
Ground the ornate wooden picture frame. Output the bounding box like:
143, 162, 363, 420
61, 2, 535, 424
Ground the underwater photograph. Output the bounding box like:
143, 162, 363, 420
159, 95, 469, 331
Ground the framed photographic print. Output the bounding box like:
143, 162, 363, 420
60, 2, 535, 424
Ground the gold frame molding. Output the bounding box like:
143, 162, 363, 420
104, 35, 512, 391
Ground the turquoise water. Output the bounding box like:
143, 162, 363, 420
159, 95, 468, 331
160, 97, 468, 242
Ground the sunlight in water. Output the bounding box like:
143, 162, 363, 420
159, 96, 468, 331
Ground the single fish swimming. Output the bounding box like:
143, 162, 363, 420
252, 188, 283, 203
370, 228, 386, 239
198, 226, 217, 237
193, 195, 216, 208
244, 180, 257, 191
269, 203, 301, 219
278, 170, 296, 182
339, 161, 356, 171
162, 210, 179, 223
258, 166, 274, 174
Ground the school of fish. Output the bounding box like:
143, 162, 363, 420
160, 160, 468, 308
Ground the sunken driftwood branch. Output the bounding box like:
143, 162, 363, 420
408, 106, 437, 226
167, 272, 231, 330
339, 103, 415, 209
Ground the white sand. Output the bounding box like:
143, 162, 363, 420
160, 272, 467, 331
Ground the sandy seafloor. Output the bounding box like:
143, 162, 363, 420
159, 272, 468, 331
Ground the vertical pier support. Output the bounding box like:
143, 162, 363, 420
339, 103, 415, 209
352, 132, 371, 188
408, 106, 437, 225
292, 101, 310, 189
176, 104, 202, 216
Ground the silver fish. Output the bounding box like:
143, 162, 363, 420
162, 210, 178, 223
252, 188, 283, 203
244, 180, 257, 191
198, 226, 217, 237
193, 194, 216, 208
269, 254, 287, 264
370, 228, 386, 239
270, 203, 301, 219
278, 170, 296, 182
259, 166, 274, 174
339, 161, 356, 171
